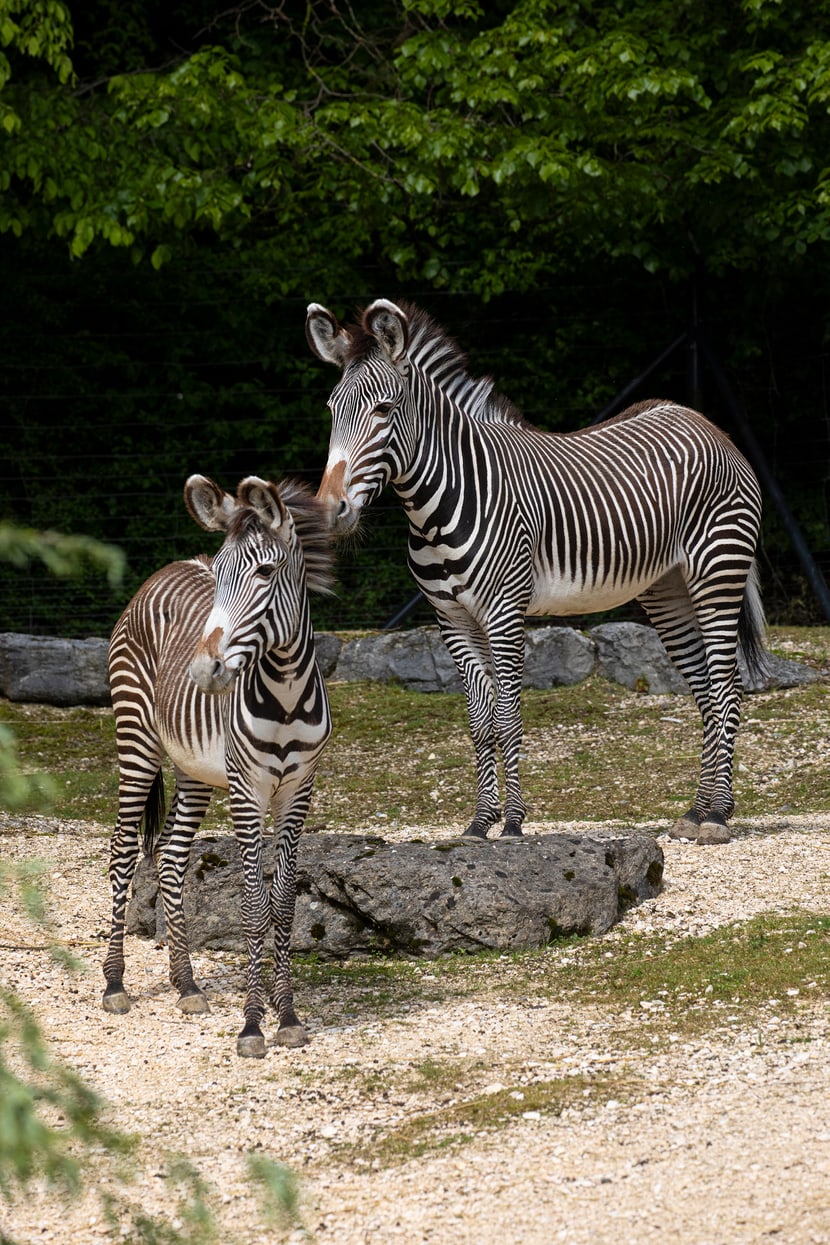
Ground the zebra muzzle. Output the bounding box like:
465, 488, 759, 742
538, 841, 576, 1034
189, 652, 239, 694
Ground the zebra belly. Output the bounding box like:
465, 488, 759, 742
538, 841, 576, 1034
161, 732, 230, 790
527, 569, 665, 616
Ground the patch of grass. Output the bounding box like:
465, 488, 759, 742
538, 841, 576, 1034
767, 626, 830, 668
340, 1072, 621, 1169
0, 702, 117, 822
296, 914, 830, 1046
2, 624, 829, 828
550, 911, 830, 1035
294, 955, 441, 1025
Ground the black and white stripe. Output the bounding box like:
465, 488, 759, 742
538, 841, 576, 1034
308, 299, 765, 845
103, 475, 333, 1056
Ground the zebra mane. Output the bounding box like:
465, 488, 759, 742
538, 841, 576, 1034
349, 301, 529, 428
228, 480, 335, 596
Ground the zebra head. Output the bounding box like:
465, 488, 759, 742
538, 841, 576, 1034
306, 299, 411, 534
184, 475, 307, 693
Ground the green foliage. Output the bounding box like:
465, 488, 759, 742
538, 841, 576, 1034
0, 858, 306, 1242
0, 987, 125, 1198
246, 1156, 304, 1234
0, 522, 124, 586
102, 1157, 220, 1245
4, 0, 830, 283
0, 723, 54, 810
1, 1, 829, 630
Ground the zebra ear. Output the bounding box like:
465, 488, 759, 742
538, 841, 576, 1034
237, 476, 291, 536
184, 475, 238, 532
363, 299, 408, 364
306, 303, 351, 368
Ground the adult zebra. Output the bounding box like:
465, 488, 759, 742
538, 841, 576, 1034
103, 474, 332, 1057
306, 298, 765, 846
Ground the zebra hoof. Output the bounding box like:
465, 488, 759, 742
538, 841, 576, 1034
462, 823, 489, 840
697, 819, 731, 845
500, 821, 524, 838
176, 988, 210, 1014
669, 814, 701, 840
236, 1029, 267, 1059
102, 986, 131, 1015
275, 1023, 309, 1048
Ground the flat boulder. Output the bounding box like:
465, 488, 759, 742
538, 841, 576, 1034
127, 831, 664, 959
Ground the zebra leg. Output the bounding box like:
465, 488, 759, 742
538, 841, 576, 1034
687, 591, 746, 844
231, 798, 271, 1058
103, 757, 164, 1014
436, 613, 501, 838
488, 613, 528, 837
268, 785, 315, 1048
155, 774, 212, 1013
640, 572, 742, 844
103, 816, 142, 1014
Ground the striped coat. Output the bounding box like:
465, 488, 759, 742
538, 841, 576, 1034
103, 475, 332, 1057
307, 298, 765, 845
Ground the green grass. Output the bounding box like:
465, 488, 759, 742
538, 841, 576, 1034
291, 912, 830, 1043
1, 624, 828, 830
342, 1071, 616, 1168
551, 911, 830, 1030
285, 910, 830, 1171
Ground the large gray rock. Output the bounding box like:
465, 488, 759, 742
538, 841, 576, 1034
0, 632, 111, 705
0, 622, 818, 707
333, 624, 597, 693
592, 622, 688, 694
524, 626, 596, 688
740, 648, 822, 693
334, 627, 463, 693
591, 621, 821, 695
313, 632, 343, 678
126, 830, 664, 959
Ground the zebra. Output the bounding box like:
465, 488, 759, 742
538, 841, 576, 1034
103, 474, 333, 1057
306, 298, 766, 846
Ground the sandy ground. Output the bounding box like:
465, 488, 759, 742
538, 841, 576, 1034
1, 812, 829, 1244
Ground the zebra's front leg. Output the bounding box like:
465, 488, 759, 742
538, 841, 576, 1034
465, 687, 502, 838
233, 815, 271, 1058
156, 776, 212, 1013
269, 794, 313, 1047
436, 616, 501, 838
490, 618, 528, 838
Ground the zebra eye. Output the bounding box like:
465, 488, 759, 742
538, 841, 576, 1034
375, 401, 394, 415
255, 563, 277, 579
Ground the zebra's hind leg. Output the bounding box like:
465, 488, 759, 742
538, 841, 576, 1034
103, 765, 165, 1014
155, 774, 212, 1014
639, 571, 743, 845
638, 575, 728, 843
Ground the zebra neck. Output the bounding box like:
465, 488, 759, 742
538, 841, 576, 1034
395, 392, 483, 538
257, 626, 317, 685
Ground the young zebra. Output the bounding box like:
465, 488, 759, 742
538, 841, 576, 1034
307, 298, 766, 846
103, 475, 332, 1057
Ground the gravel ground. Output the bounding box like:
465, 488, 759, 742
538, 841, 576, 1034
1, 810, 829, 1245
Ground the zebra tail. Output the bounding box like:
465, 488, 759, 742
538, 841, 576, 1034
738, 560, 768, 685
141, 770, 167, 857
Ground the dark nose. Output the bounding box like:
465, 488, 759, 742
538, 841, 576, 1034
336, 499, 349, 521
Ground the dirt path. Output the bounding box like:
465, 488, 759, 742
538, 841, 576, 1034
1, 814, 829, 1244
